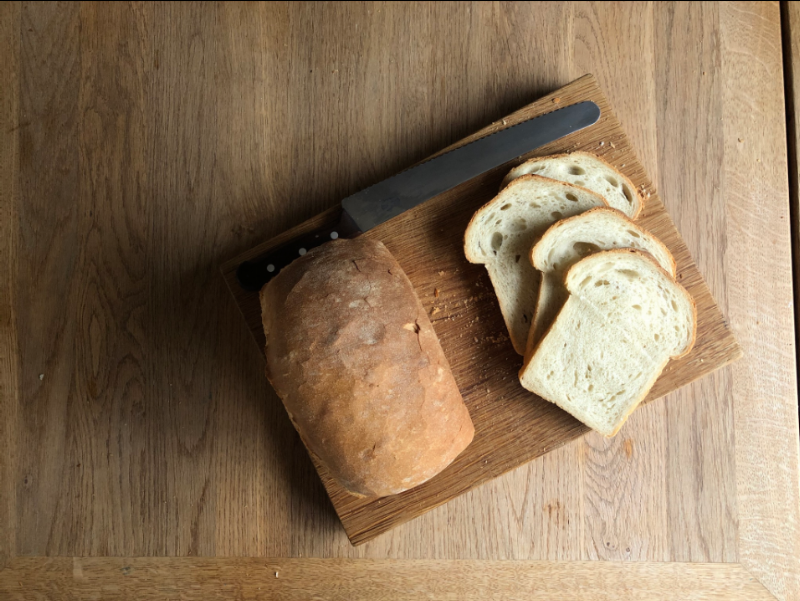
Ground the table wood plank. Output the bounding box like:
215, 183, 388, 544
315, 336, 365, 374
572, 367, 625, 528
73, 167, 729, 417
654, 1, 739, 563
14, 0, 82, 557
572, 2, 674, 563
0, 557, 776, 601
0, 0, 20, 573
722, 2, 800, 599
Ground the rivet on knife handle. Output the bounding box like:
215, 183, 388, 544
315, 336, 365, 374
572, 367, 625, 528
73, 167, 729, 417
236, 209, 362, 291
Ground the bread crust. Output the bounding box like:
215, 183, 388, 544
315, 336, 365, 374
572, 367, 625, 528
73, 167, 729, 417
260, 237, 474, 497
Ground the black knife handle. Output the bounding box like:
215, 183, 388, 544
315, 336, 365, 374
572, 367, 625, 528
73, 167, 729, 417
236, 208, 362, 292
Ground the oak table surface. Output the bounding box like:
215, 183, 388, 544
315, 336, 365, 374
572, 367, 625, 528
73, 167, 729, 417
1, 2, 798, 601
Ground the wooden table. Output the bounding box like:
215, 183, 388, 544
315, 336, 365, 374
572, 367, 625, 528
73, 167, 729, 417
1, 2, 798, 599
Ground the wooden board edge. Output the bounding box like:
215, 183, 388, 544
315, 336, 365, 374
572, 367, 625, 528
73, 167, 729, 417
0, 0, 20, 571
0, 558, 776, 601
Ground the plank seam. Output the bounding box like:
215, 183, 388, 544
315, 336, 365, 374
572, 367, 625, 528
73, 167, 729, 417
780, 0, 800, 432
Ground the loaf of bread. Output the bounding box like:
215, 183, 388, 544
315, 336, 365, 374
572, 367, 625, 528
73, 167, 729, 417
527, 207, 675, 356
259, 236, 474, 497
501, 151, 642, 218
519, 249, 696, 436
463, 174, 607, 354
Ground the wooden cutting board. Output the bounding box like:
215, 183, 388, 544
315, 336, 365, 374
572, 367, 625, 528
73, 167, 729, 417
221, 74, 741, 546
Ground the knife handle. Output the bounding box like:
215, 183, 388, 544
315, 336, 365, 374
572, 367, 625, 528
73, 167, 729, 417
236, 208, 362, 292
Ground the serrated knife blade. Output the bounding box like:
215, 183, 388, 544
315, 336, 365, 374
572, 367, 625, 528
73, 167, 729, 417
236, 100, 601, 291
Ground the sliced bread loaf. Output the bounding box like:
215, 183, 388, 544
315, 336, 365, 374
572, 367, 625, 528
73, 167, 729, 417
464, 174, 607, 354
501, 152, 642, 219
519, 249, 696, 436
526, 208, 675, 356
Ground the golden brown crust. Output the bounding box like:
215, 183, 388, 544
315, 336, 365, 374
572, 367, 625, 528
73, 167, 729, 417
260, 237, 474, 498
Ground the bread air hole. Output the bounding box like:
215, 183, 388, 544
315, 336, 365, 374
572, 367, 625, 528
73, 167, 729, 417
529, 202, 541, 209
573, 241, 601, 257
594, 279, 610, 287
580, 275, 592, 287
565, 193, 578, 202
569, 165, 586, 175
618, 268, 640, 281
605, 175, 619, 188
632, 304, 642, 311
622, 185, 634, 204
671, 299, 679, 311
574, 180, 586, 187
491, 231, 504, 251
654, 333, 661, 341
551, 211, 563, 220
515, 254, 521, 263
512, 218, 527, 231
501, 203, 511, 211
626, 229, 641, 238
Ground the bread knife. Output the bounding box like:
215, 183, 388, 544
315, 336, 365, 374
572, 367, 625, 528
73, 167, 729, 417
236, 100, 601, 291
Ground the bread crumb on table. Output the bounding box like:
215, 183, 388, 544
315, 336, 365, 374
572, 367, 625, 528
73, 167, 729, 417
434, 288, 440, 298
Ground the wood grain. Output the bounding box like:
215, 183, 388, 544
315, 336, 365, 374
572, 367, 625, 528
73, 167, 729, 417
722, 1, 800, 599
572, 2, 670, 563
15, 0, 82, 556
222, 74, 742, 545
3, 3, 798, 598
654, 1, 739, 563
0, 557, 775, 601
0, 0, 19, 573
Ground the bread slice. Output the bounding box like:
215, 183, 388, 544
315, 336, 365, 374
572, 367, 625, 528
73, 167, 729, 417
519, 249, 696, 437
526, 208, 675, 357
464, 174, 607, 354
501, 152, 642, 219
